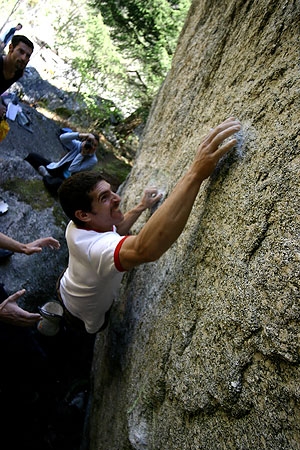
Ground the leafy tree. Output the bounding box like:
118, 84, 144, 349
91, 0, 191, 106
0, 0, 191, 117
0, 0, 22, 34
52, 1, 129, 119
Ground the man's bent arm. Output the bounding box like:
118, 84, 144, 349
119, 118, 241, 270
117, 188, 162, 236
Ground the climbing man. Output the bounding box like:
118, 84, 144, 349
57, 117, 241, 334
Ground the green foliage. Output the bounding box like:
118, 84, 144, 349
2, 179, 55, 210
54, 0, 191, 113
53, 3, 134, 113
92, 0, 191, 103
0, 0, 191, 115
59, 11, 126, 91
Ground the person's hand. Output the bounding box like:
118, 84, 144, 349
0, 103, 7, 119
23, 237, 60, 255
192, 117, 241, 181
0, 289, 41, 327
140, 188, 163, 210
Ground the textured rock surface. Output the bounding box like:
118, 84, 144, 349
90, 0, 300, 449
0, 104, 68, 310
0, 77, 130, 450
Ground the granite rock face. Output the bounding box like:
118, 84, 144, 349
90, 0, 300, 449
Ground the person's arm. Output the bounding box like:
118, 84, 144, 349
59, 132, 79, 146
0, 289, 41, 326
59, 132, 94, 147
0, 232, 60, 255
119, 117, 241, 270
78, 132, 95, 141
116, 188, 163, 236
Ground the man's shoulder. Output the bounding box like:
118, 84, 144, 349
67, 224, 123, 259
67, 222, 119, 240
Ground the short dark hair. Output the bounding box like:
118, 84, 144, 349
58, 172, 104, 226
91, 133, 100, 143
11, 35, 34, 51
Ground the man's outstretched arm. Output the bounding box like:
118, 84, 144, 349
0, 232, 60, 255
119, 117, 241, 270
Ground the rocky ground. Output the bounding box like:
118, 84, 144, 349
0, 105, 92, 450
0, 68, 138, 449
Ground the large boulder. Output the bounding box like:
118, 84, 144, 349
89, 0, 300, 449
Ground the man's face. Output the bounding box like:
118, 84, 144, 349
80, 180, 124, 232
9, 42, 32, 71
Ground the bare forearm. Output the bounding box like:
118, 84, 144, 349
138, 170, 201, 257
0, 233, 60, 255
0, 232, 26, 253
117, 203, 147, 235
120, 169, 202, 268
117, 187, 163, 235
119, 117, 241, 270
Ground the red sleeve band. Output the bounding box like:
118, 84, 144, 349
114, 236, 130, 272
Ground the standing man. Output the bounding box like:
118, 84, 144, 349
0, 34, 33, 118
57, 117, 241, 334
0, 23, 23, 50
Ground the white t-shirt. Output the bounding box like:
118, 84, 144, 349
60, 221, 128, 333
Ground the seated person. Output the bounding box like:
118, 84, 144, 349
25, 131, 99, 193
